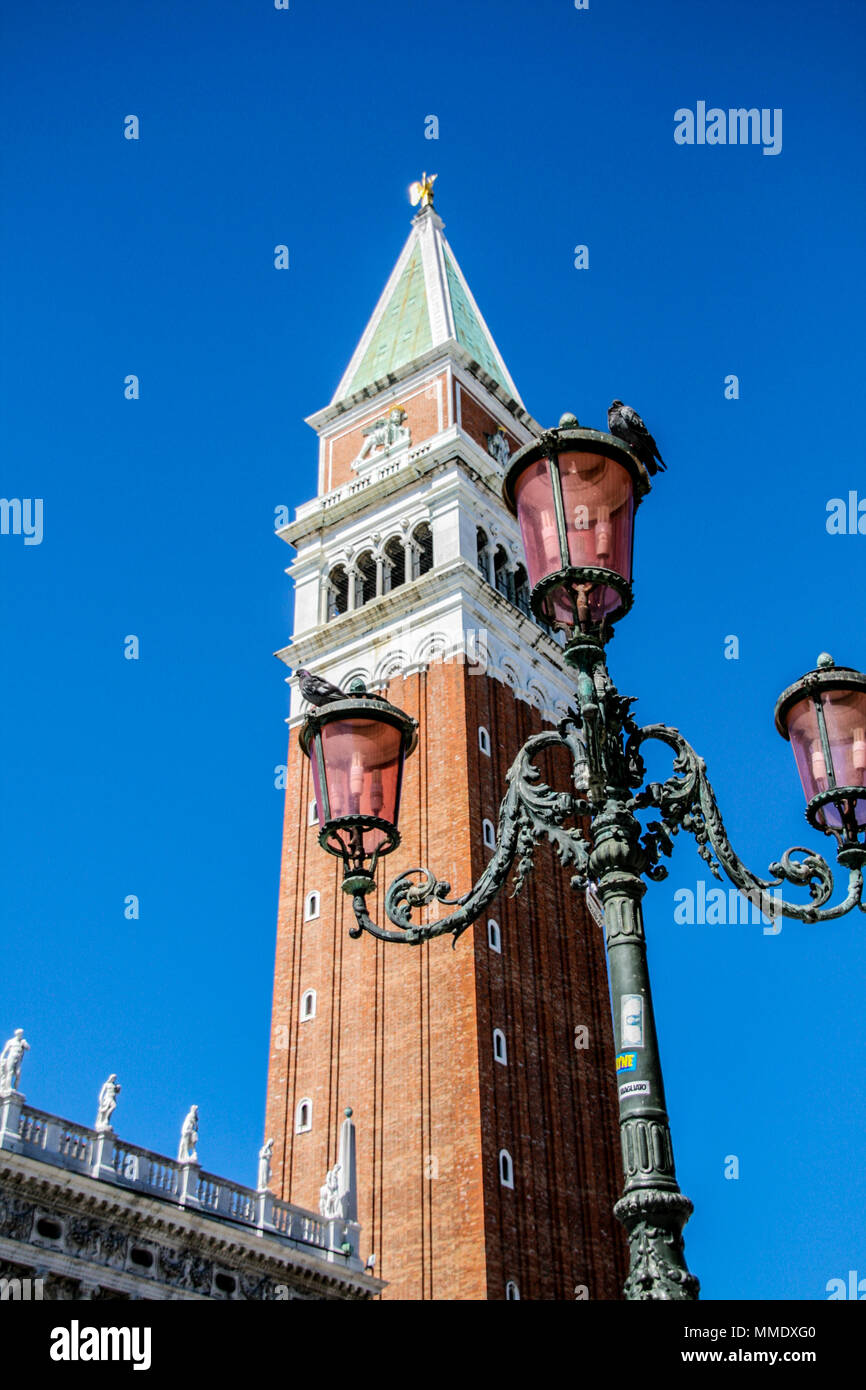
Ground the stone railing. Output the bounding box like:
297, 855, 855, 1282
0, 1096, 361, 1271
293, 436, 445, 522
112, 1137, 181, 1198
320, 451, 414, 511
17, 1109, 95, 1172
269, 1197, 327, 1248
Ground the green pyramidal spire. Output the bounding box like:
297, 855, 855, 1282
331, 197, 523, 407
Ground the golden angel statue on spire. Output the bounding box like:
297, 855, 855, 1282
409, 172, 437, 208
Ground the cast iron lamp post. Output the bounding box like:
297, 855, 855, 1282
300, 420, 866, 1301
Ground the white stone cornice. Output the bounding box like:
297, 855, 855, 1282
281, 430, 457, 549
280, 417, 533, 555
278, 556, 575, 725
311, 352, 539, 453
307, 341, 541, 435
285, 464, 523, 599
0, 1151, 380, 1297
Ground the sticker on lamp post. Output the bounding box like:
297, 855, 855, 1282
619, 1079, 650, 1101
621, 995, 644, 1048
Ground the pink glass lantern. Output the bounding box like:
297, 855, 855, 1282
503, 426, 649, 637
775, 654, 866, 858
300, 684, 418, 891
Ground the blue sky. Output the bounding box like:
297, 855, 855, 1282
1, 0, 864, 1300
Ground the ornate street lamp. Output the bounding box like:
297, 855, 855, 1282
502, 420, 649, 643
301, 421, 866, 1301
775, 654, 866, 866
300, 680, 418, 895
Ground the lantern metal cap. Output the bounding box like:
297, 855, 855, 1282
773, 654, 866, 739
501, 425, 651, 516
299, 692, 419, 757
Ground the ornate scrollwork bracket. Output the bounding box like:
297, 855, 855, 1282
625, 724, 865, 922
350, 723, 594, 946
350, 700, 864, 946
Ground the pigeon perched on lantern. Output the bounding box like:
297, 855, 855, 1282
295, 668, 347, 707
607, 400, 667, 476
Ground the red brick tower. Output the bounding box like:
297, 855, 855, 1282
265, 190, 627, 1300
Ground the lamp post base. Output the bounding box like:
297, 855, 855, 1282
614, 1188, 700, 1301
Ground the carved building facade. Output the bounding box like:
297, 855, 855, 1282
0, 1083, 379, 1301
265, 197, 627, 1300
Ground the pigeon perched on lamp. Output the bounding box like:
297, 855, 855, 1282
295, 668, 347, 707
607, 400, 667, 476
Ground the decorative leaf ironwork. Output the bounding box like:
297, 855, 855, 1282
350, 700, 864, 946
626, 723, 864, 922
351, 725, 592, 945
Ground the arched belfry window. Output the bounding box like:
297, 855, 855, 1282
493, 546, 514, 603
301, 989, 316, 1021
412, 523, 434, 577
488, 920, 501, 953
355, 550, 377, 607
477, 527, 491, 582
384, 536, 405, 593
327, 565, 349, 619
493, 1029, 507, 1065
514, 564, 531, 617
296, 1100, 312, 1134
478, 726, 491, 757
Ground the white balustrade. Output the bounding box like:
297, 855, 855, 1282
58, 1127, 93, 1166
8, 1105, 348, 1261
18, 1111, 49, 1149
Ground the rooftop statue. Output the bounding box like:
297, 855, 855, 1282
0, 1030, 30, 1096
319, 1162, 344, 1220
95, 1075, 121, 1131
258, 1137, 274, 1191
178, 1105, 199, 1163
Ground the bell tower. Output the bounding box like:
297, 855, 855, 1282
265, 185, 627, 1300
